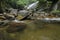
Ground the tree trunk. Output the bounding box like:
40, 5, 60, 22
48, 0, 59, 12
0, 2, 3, 13
53, 2, 58, 11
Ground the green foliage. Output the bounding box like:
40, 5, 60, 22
37, 0, 47, 4
52, 10, 60, 13
17, 0, 37, 6
0, 0, 37, 11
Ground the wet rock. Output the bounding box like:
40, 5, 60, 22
0, 21, 9, 27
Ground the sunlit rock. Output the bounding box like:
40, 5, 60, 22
18, 10, 29, 16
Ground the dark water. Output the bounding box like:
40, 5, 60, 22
0, 20, 60, 40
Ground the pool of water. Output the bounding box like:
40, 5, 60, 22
0, 20, 60, 40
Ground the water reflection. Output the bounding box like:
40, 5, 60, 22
0, 20, 60, 40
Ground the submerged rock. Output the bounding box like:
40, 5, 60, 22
36, 20, 46, 28
6, 22, 27, 33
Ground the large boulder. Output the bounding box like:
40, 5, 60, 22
18, 10, 29, 16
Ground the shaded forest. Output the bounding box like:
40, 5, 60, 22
0, 0, 60, 40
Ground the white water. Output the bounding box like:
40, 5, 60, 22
41, 18, 60, 21
27, 1, 39, 10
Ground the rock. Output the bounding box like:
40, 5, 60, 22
18, 10, 29, 16
0, 20, 9, 27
